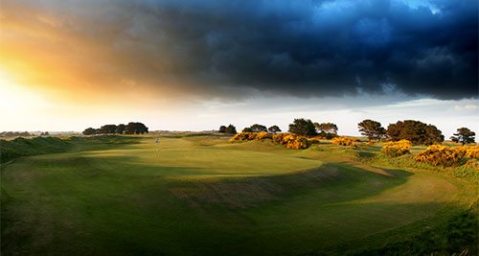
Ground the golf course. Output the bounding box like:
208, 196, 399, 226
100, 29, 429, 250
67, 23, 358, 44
1, 134, 477, 255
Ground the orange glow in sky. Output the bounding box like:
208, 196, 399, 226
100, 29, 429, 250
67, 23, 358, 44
0, 1, 477, 135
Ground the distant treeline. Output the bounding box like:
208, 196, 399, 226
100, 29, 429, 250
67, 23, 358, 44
83, 122, 148, 135
0, 131, 31, 137
222, 118, 475, 145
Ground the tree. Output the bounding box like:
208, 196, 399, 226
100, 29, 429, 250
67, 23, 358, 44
219, 125, 227, 133
82, 127, 96, 135
358, 119, 386, 141
242, 127, 253, 132
99, 124, 117, 134
268, 125, 281, 134
125, 122, 149, 134
387, 120, 444, 145
225, 124, 237, 134
115, 124, 126, 134
314, 122, 338, 134
424, 125, 444, 145
250, 124, 267, 132
289, 118, 317, 136
451, 127, 476, 145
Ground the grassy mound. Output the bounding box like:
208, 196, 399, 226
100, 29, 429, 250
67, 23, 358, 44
1, 135, 477, 255
0, 136, 71, 163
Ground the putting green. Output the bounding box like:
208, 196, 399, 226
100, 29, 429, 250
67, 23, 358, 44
1, 135, 475, 255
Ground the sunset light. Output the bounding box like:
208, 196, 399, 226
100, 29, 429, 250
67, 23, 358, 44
1, 1, 478, 255
0, 69, 48, 111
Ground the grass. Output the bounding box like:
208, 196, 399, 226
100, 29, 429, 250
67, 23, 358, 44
1, 135, 477, 255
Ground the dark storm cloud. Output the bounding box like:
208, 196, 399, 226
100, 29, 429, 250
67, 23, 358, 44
5, 0, 478, 99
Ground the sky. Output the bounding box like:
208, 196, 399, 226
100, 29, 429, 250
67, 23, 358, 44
0, 0, 478, 136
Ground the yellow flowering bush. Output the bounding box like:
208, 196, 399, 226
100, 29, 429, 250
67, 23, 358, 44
415, 145, 466, 167
272, 133, 288, 144
229, 132, 256, 142
230, 132, 309, 149
255, 131, 272, 141
382, 140, 412, 157
457, 145, 479, 159
272, 133, 310, 149
331, 137, 355, 146
463, 159, 479, 170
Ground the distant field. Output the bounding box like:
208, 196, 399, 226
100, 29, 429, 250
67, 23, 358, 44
1, 135, 477, 255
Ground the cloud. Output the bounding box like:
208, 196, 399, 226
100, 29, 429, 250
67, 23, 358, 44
1, 0, 477, 100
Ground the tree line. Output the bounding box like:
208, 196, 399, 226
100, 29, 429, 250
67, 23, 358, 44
220, 118, 476, 145
358, 119, 475, 145
82, 122, 148, 135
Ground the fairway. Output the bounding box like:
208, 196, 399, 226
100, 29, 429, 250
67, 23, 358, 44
1, 135, 477, 255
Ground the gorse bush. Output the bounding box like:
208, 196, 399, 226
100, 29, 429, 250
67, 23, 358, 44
458, 145, 479, 159
273, 133, 310, 149
255, 131, 272, 140
272, 133, 288, 144
382, 140, 412, 157
331, 137, 355, 146
414, 145, 479, 167
283, 134, 310, 149
230, 132, 310, 149
230, 132, 256, 142
415, 145, 465, 167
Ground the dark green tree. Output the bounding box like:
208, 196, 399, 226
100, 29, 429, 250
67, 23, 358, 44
242, 127, 253, 132
289, 118, 317, 136
358, 119, 386, 141
82, 127, 96, 135
387, 120, 444, 145
314, 122, 338, 134
99, 124, 117, 134
451, 127, 476, 145
225, 124, 237, 134
268, 125, 281, 134
219, 125, 227, 133
250, 124, 267, 132
125, 122, 149, 134
115, 124, 126, 134
424, 125, 445, 145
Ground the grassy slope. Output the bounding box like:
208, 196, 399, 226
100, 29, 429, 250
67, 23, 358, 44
1, 135, 477, 255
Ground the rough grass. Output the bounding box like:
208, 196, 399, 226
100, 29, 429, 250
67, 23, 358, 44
1, 135, 477, 255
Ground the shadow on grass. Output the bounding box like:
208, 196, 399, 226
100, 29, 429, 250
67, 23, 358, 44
159, 162, 413, 210
302, 203, 479, 256
8, 151, 413, 211
2, 152, 476, 256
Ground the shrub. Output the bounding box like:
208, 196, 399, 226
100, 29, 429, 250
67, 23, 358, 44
382, 140, 412, 157
459, 145, 479, 159
229, 132, 271, 142
229, 132, 255, 142
332, 137, 355, 146
272, 133, 288, 144
415, 145, 466, 167
272, 133, 310, 149
255, 131, 272, 140
281, 134, 310, 149
463, 159, 479, 170
231, 132, 310, 149
286, 137, 310, 149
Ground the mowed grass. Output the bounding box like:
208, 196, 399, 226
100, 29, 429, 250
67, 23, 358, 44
1, 135, 476, 255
